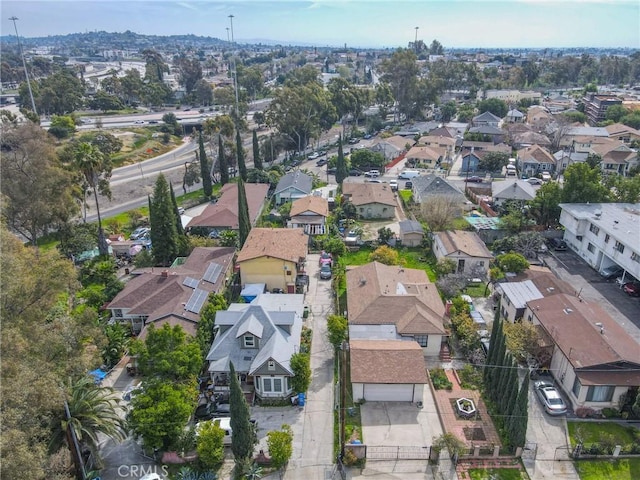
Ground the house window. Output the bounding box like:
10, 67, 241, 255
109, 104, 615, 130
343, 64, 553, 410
589, 224, 599, 235
414, 335, 428, 347
268, 360, 276, 371
263, 377, 284, 393
586, 385, 614, 402
478, 261, 485, 267
587, 243, 595, 253
243, 335, 255, 348
113, 309, 123, 318
527, 314, 532, 322
614, 241, 625, 254
382, 207, 387, 212
604, 234, 610, 243
632, 252, 640, 263
273, 378, 283, 392
572, 378, 582, 398
263, 378, 272, 392
359, 208, 364, 213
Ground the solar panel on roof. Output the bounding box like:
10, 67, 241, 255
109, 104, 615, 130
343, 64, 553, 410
203, 262, 222, 284
185, 288, 208, 313
183, 277, 199, 288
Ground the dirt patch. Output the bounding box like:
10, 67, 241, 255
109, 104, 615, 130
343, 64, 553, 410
463, 427, 487, 441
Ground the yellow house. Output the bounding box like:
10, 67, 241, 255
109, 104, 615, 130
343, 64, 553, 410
236, 228, 308, 293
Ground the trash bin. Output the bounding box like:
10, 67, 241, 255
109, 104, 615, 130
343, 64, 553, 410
297, 392, 306, 407
303, 306, 309, 318
124, 268, 130, 275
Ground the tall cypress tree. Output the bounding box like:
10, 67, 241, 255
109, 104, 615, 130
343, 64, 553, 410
199, 132, 212, 198
229, 362, 255, 462
169, 183, 184, 235
237, 178, 251, 249
149, 173, 179, 266
335, 135, 348, 185
252, 129, 262, 170
484, 306, 501, 383
219, 135, 229, 186
490, 327, 507, 400
236, 128, 247, 181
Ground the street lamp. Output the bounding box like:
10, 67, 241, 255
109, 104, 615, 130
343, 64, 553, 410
414, 27, 419, 54
228, 15, 240, 119
9, 16, 37, 115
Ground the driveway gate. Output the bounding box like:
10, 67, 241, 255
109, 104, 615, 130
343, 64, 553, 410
366, 445, 431, 461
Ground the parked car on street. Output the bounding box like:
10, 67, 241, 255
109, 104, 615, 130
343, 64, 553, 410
319, 251, 333, 267
316, 158, 327, 166
534, 381, 567, 415
130, 227, 150, 240
389, 180, 398, 191
547, 238, 567, 251
364, 170, 380, 178
327, 167, 337, 175
194, 402, 231, 421
319, 264, 332, 280
600, 264, 624, 280
308, 152, 319, 160
466, 175, 484, 183
623, 282, 640, 297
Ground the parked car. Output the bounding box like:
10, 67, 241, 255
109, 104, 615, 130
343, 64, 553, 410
348, 137, 359, 144
389, 180, 398, 191
547, 238, 567, 251
344, 230, 359, 245
366, 179, 382, 183
194, 402, 231, 421
404, 181, 413, 190
319, 264, 332, 280
534, 381, 567, 415
319, 251, 333, 267
130, 227, 150, 240
600, 265, 624, 280
363, 133, 373, 139
134, 120, 145, 125
364, 170, 380, 178
466, 175, 484, 183
327, 167, 337, 175
316, 158, 328, 167
178, 207, 185, 215
623, 282, 640, 297
527, 178, 543, 186
349, 168, 363, 176
308, 152, 320, 160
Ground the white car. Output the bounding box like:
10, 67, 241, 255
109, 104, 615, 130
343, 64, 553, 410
389, 180, 398, 191
134, 120, 145, 125
307, 152, 320, 160
534, 380, 567, 415
364, 170, 380, 178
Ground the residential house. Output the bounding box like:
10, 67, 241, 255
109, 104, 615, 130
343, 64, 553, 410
505, 108, 525, 123
517, 144, 556, 176
525, 294, 640, 411
411, 174, 466, 205
428, 126, 458, 139
590, 140, 638, 176
405, 145, 448, 168
417, 135, 457, 154
526, 106, 554, 130
346, 262, 447, 357
553, 150, 589, 173
206, 293, 305, 402
510, 130, 552, 150
468, 125, 506, 144
398, 220, 424, 247
559, 203, 640, 282
433, 230, 492, 276
107, 247, 235, 336
274, 171, 313, 206
186, 183, 269, 236
582, 93, 622, 126
491, 179, 537, 207
495, 280, 544, 323
459, 142, 511, 172
371, 135, 415, 160
605, 123, 640, 144
472, 111, 501, 128
236, 228, 308, 293
350, 340, 429, 403
484, 90, 542, 104
287, 195, 329, 235
342, 182, 396, 219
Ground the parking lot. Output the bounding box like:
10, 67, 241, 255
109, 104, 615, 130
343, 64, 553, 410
543, 249, 640, 338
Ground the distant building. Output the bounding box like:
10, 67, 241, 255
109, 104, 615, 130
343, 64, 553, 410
582, 93, 622, 126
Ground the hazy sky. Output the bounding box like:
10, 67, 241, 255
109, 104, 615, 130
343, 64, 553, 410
2, 0, 639, 49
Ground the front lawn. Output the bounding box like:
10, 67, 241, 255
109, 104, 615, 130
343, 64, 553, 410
567, 421, 639, 448
340, 247, 436, 281
468, 467, 528, 479
574, 458, 640, 480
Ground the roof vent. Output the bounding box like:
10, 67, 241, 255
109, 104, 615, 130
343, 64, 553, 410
360, 277, 366, 286
594, 210, 602, 218
563, 308, 573, 314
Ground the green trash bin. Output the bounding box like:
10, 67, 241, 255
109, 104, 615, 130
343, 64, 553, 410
303, 306, 309, 318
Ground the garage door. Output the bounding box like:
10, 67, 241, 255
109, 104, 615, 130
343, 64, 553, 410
363, 383, 415, 402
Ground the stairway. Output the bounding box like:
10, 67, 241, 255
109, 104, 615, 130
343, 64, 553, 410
439, 343, 451, 362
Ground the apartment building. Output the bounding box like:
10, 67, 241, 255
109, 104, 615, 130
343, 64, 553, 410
582, 93, 622, 126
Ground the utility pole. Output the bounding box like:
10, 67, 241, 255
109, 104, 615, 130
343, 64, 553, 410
340, 341, 348, 458
9, 16, 37, 115
228, 14, 240, 120
414, 26, 419, 54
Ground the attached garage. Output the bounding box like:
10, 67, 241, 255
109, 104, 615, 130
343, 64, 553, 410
350, 339, 428, 403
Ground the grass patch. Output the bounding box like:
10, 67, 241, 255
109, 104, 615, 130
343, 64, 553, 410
451, 216, 473, 230
574, 458, 640, 480
340, 247, 436, 281
568, 421, 639, 448
468, 468, 528, 480
464, 282, 489, 298
398, 190, 412, 204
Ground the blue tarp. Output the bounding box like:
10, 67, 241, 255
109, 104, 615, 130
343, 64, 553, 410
241, 283, 266, 303
89, 368, 108, 384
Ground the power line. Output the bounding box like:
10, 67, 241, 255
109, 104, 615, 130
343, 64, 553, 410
9, 16, 37, 115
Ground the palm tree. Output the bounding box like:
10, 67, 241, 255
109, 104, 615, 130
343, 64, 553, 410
51, 376, 127, 466
72, 142, 113, 255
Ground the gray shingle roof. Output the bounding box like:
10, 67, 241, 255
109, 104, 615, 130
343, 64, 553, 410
275, 171, 313, 195
412, 174, 465, 202
399, 220, 424, 235
473, 111, 502, 123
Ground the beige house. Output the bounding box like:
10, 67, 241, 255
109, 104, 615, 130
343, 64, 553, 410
287, 195, 329, 235
346, 262, 447, 357
525, 294, 640, 411
432, 230, 492, 277
605, 123, 640, 144
405, 145, 448, 168
236, 228, 308, 293
398, 220, 424, 247
342, 182, 396, 219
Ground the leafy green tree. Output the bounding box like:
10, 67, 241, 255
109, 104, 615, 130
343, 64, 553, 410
349, 149, 385, 171
478, 98, 508, 118
605, 104, 629, 123
89, 90, 124, 112
530, 181, 562, 227
170, 183, 185, 236
335, 136, 348, 185
237, 178, 251, 249
51, 376, 127, 464
379, 49, 420, 122
128, 380, 196, 450
561, 111, 587, 124
102, 322, 130, 368
196, 293, 228, 357
199, 132, 213, 198
327, 315, 348, 349
290, 353, 311, 394
496, 252, 529, 274
435, 259, 456, 277
49, 114, 76, 139
194, 78, 214, 106
432, 432, 466, 459
182, 159, 201, 195
478, 152, 509, 172
368, 245, 400, 265
142, 49, 169, 83
196, 421, 225, 470
149, 173, 180, 265
606, 174, 640, 203
252, 130, 263, 170
229, 363, 256, 463
439, 101, 457, 122
130, 323, 202, 381
31, 69, 85, 115
218, 135, 229, 185
71, 142, 113, 255
174, 55, 203, 95
267, 425, 293, 470
561, 163, 609, 204
219, 229, 239, 247
585, 153, 602, 169
621, 110, 640, 129
457, 104, 476, 123
236, 127, 247, 181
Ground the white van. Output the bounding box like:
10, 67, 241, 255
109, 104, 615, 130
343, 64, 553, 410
398, 170, 420, 180
196, 417, 232, 444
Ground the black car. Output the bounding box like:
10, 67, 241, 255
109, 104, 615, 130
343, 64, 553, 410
548, 238, 567, 251
349, 168, 363, 176
316, 158, 328, 167
327, 167, 337, 175
194, 402, 231, 421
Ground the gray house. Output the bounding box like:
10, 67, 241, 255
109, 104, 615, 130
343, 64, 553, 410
274, 171, 313, 206
472, 111, 501, 128
412, 174, 466, 204
399, 220, 424, 247
206, 294, 304, 402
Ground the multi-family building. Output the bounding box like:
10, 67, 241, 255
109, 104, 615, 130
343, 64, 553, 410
582, 93, 622, 126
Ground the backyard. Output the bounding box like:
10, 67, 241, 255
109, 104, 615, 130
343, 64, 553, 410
567, 421, 639, 449
574, 458, 640, 480
467, 467, 529, 480
340, 247, 437, 281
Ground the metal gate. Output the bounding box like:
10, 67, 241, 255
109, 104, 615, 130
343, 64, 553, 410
366, 445, 431, 461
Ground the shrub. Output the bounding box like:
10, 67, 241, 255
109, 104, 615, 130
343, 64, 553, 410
457, 364, 483, 390
430, 369, 453, 390
575, 407, 598, 418
601, 407, 619, 418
